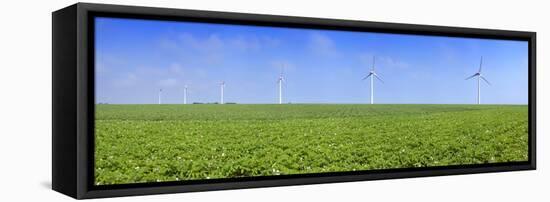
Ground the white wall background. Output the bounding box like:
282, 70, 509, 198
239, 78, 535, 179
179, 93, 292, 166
0, 0, 546, 201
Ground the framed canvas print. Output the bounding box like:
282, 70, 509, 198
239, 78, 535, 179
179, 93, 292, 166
52, 3, 536, 199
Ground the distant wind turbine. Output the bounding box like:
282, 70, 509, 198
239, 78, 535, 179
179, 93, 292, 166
362, 56, 383, 104
465, 56, 491, 104
183, 85, 188, 104
277, 64, 285, 104
158, 89, 162, 104
220, 81, 225, 104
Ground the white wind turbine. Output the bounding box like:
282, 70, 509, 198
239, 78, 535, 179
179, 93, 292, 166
158, 89, 162, 104
362, 56, 383, 104
220, 81, 225, 104
277, 64, 285, 104
183, 85, 188, 104
465, 56, 491, 104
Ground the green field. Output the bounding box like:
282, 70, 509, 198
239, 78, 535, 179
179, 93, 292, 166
94, 104, 528, 185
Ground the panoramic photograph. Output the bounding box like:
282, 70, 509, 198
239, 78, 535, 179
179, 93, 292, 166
94, 17, 528, 185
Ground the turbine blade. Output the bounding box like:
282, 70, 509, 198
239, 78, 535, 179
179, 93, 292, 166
480, 76, 491, 85
372, 56, 376, 71
278, 63, 285, 83
478, 56, 483, 73
362, 73, 372, 80
465, 74, 477, 80
373, 74, 384, 83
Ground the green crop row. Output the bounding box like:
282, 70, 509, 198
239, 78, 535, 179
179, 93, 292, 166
94, 104, 528, 185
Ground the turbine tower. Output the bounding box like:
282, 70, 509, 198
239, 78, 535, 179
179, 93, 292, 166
183, 85, 188, 104
277, 64, 285, 104
465, 56, 491, 104
220, 81, 225, 104
362, 56, 383, 104
158, 89, 162, 104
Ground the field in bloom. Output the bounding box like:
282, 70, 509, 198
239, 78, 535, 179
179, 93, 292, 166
94, 104, 528, 185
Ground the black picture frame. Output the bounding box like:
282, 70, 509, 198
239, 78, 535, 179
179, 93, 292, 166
52, 2, 536, 199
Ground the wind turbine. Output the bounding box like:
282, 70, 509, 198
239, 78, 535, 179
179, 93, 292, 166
220, 81, 225, 104
465, 56, 491, 104
362, 56, 383, 104
158, 89, 162, 104
277, 64, 285, 104
183, 85, 188, 104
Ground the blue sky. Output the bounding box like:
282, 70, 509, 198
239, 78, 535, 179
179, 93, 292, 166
95, 17, 528, 104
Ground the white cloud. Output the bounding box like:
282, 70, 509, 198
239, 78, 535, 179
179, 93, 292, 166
308, 32, 339, 57
359, 52, 376, 67
378, 56, 410, 69
158, 78, 179, 87
261, 36, 282, 47
359, 53, 409, 70
96, 54, 129, 75
269, 60, 296, 73
437, 42, 459, 62
96, 62, 108, 74
168, 63, 185, 76
177, 32, 280, 52
158, 32, 283, 67
113, 73, 138, 87
178, 33, 224, 63
230, 36, 261, 51
179, 33, 224, 53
